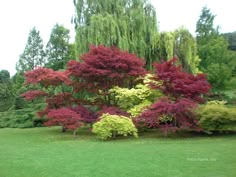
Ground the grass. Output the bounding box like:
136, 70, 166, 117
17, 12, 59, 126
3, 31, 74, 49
0, 127, 236, 177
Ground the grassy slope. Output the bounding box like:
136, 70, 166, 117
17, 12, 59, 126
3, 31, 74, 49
0, 127, 235, 177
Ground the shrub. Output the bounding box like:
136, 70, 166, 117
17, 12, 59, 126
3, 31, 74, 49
109, 74, 162, 110
127, 100, 152, 117
0, 108, 35, 128
92, 114, 138, 140
135, 98, 199, 133
197, 104, 236, 132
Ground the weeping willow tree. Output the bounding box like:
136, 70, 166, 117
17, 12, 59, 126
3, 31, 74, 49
158, 31, 175, 61
157, 28, 200, 73
174, 27, 200, 73
73, 0, 159, 69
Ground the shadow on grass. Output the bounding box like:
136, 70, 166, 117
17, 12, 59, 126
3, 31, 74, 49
26, 126, 236, 142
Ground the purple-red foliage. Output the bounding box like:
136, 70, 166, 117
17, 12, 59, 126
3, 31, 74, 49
46, 92, 75, 108
135, 98, 200, 132
45, 108, 82, 130
36, 92, 75, 118
66, 45, 146, 93
71, 105, 98, 124
24, 67, 72, 87
152, 58, 211, 103
20, 90, 48, 101
135, 58, 211, 133
97, 106, 130, 117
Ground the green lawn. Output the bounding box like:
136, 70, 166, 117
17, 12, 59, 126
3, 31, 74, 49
0, 127, 235, 177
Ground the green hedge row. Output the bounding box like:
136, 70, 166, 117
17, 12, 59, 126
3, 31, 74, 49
0, 103, 46, 128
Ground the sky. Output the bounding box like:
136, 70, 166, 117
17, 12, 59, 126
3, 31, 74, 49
0, 0, 235, 76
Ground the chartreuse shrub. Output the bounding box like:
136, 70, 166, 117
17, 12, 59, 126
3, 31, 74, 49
197, 104, 236, 132
92, 114, 138, 140
128, 100, 152, 117
109, 74, 163, 116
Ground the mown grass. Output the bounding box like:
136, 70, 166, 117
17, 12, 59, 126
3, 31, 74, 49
0, 127, 235, 177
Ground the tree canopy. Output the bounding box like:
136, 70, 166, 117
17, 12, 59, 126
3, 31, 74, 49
73, 0, 159, 69
46, 24, 75, 70
16, 27, 45, 73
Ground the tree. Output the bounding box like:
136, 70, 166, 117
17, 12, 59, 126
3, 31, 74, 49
0, 70, 13, 98
196, 6, 218, 42
73, 0, 159, 69
66, 45, 147, 106
21, 67, 97, 132
158, 32, 175, 61
196, 7, 233, 89
16, 27, 45, 73
135, 59, 211, 134
174, 27, 200, 73
158, 28, 200, 74
0, 70, 14, 111
45, 24, 75, 70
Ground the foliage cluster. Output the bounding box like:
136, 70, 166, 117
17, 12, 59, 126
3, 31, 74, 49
196, 6, 235, 90
92, 114, 138, 140
19, 46, 212, 138
20, 45, 146, 137
135, 58, 211, 134
197, 104, 236, 132
0, 103, 46, 128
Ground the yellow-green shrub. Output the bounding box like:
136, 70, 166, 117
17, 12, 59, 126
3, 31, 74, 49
109, 74, 163, 111
92, 114, 138, 140
197, 104, 236, 132
128, 100, 152, 117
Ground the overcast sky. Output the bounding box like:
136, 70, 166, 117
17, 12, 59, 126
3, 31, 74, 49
0, 0, 235, 76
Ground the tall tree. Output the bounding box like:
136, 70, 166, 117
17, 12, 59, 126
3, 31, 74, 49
196, 6, 218, 43
157, 28, 200, 73
158, 31, 175, 61
0, 70, 14, 111
196, 7, 232, 89
0, 70, 13, 98
45, 24, 75, 70
73, 0, 159, 69
195, 6, 227, 69
16, 27, 45, 73
174, 27, 200, 73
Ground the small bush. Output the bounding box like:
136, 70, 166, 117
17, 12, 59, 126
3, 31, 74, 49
92, 114, 138, 140
128, 100, 152, 117
197, 104, 236, 132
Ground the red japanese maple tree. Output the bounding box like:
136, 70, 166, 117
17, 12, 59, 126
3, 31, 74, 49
135, 58, 211, 134
46, 108, 82, 135
21, 68, 83, 132
66, 45, 146, 106
151, 58, 211, 103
